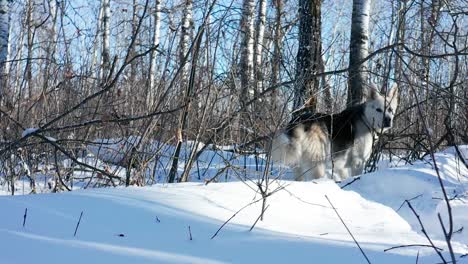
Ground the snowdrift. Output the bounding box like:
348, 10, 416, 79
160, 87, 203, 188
0, 146, 466, 263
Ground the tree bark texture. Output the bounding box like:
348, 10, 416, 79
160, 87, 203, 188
254, 0, 267, 92
347, 0, 371, 106
0, 0, 12, 98
294, 0, 322, 111
148, 0, 161, 106
239, 0, 255, 108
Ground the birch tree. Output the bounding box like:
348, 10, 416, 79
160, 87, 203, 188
270, 0, 282, 107
178, 0, 192, 83
0, 0, 12, 98
100, 0, 111, 81
41, 0, 58, 96
90, 0, 104, 82
293, 0, 323, 110
254, 0, 267, 92
239, 0, 255, 108
25, 0, 34, 98
347, 0, 371, 106
394, 0, 406, 87
147, 0, 161, 106
168, 0, 193, 183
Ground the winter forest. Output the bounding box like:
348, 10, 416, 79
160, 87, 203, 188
0, 0, 467, 263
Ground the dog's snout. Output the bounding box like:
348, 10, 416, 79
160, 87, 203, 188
383, 116, 392, 127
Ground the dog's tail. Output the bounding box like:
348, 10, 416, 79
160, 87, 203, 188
270, 132, 300, 166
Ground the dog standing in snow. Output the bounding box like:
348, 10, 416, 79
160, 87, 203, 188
271, 84, 398, 181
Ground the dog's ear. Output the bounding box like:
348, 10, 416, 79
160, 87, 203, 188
387, 83, 399, 108
387, 83, 398, 101
368, 85, 380, 100
387, 83, 398, 100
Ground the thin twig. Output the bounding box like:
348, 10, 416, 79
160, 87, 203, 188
22, 208, 27, 228
405, 200, 447, 263
211, 198, 263, 239
438, 213, 456, 264
74, 211, 83, 237
249, 204, 270, 232
340, 176, 361, 189
325, 195, 371, 264
384, 244, 443, 252
396, 194, 423, 212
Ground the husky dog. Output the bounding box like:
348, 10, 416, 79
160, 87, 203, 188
271, 84, 398, 181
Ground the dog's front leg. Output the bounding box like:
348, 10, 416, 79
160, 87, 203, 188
294, 166, 305, 181
350, 160, 365, 177
331, 157, 349, 181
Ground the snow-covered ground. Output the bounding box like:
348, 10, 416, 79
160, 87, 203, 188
0, 145, 467, 263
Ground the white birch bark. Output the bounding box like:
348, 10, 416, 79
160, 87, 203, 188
41, 0, 58, 94
26, 0, 34, 98
254, 0, 267, 92
147, 0, 161, 106
0, 0, 12, 97
178, 0, 192, 92
270, 0, 282, 107
239, 0, 255, 107
91, 1, 104, 82
100, 0, 111, 81
168, 0, 193, 183
347, 0, 371, 106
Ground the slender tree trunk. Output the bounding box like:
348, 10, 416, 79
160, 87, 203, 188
270, 0, 283, 108
90, 0, 104, 84
347, 0, 371, 106
129, 0, 138, 84
100, 0, 111, 81
394, 0, 406, 85
168, 0, 193, 183
0, 0, 12, 99
178, 0, 192, 85
41, 0, 58, 95
254, 0, 267, 92
239, 0, 255, 108
294, 0, 322, 111
147, 0, 161, 106
25, 0, 34, 99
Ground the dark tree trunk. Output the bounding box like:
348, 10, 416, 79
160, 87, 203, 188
294, 0, 322, 111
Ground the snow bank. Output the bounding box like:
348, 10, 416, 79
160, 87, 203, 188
0, 145, 467, 263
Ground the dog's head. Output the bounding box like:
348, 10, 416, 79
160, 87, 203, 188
363, 84, 399, 132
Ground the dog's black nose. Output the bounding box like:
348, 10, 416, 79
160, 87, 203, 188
383, 116, 392, 127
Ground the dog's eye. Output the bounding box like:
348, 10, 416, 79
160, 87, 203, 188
376, 108, 383, 113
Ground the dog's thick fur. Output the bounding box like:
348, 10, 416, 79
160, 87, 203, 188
271, 85, 398, 181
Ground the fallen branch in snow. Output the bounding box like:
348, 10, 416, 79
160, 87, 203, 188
205, 164, 231, 185
211, 197, 264, 239
74, 211, 83, 237
282, 188, 329, 208
383, 244, 443, 252
438, 213, 456, 264
22, 208, 27, 228
325, 195, 371, 264
405, 200, 447, 263
340, 176, 361, 189
249, 204, 270, 232
396, 194, 423, 212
